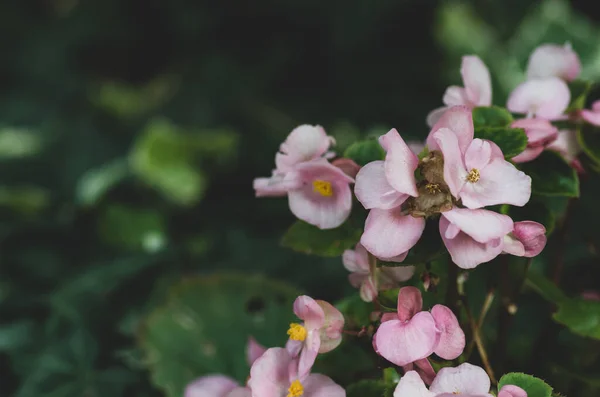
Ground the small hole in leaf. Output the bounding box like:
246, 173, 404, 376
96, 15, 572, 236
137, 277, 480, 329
246, 296, 265, 314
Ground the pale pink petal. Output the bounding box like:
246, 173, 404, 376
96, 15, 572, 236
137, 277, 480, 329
498, 385, 528, 397
527, 43, 581, 81
359, 276, 378, 302
360, 208, 426, 259
379, 129, 419, 197
393, 371, 435, 397
440, 217, 505, 269
547, 129, 582, 164
502, 235, 526, 257
511, 146, 545, 163
354, 161, 408, 210
248, 348, 291, 397
429, 363, 491, 395
506, 78, 570, 119
427, 106, 450, 128
512, 221, 547, 257
302, 373, 346, 397
293, 296, 325, 330
247, 337, 267, 366
378, 251, 409, 263
348, 272, 367, 288
297, 331, 320, 379
511, 118, 558, 148
276, 125, 333, 172
397, 286, 423, 322
461, 55, 492, 106
379, 266, 416, 288
432, 127, 468, 198
253, 173, 296, 197
441, 208, 514, 243
581, 109, 600, 126
332, 157, 361, 178
286, 338, 303, 357
464, 139, 492, 171
342, 243, 370, 273
185, 375, 239, 397
460, 159, 532, 209
427, 106, 474, 153
408, 141, 426, 156
316, 300, 344, 353
431, 305, 465, 360
373, 312, 440, 366
226, 387, 252, 397
443, 86, 469, 106
381, 312, 398, 322
413, 358, 437, 386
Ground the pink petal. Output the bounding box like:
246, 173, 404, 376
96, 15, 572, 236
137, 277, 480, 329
381, 312, 399, 323
379, 266, 416, 289
379, 129, 419, 197
464, 139, 492, 171
342, 243, 370, 273
331, 157, 361, 178
359, 276, 378, 302
527, 43, 581, 82
426, 106, 450, 128
581, 109, 600, 126
315, 300, 344, 353
293, 296, 325, 330
445, 223, 461, 239
397, 286, 423, 322
276, 125, 333, 172
393, 371, 435, 397
226, 387, 252, 397
286, 339, 303, 357
511, 118, 558, 148
459, 159, 532, 209
441, 208, 514, 243
443, 86, 469, 106
348, 272, 367, 288
440, 217, 505, 269
498, 385, 528, 397
502, 235, 526, 257
302, 373, 346, 397
185, 375, 239, 397
360, 208, 426, 259
413, 358, 437, 386
246, 337, 267, 366
355, 161, 408, 210
297, 331, 320, 379
378, 251, 409, 263
253, 173, 296, 197
506, 78, 570, 119
248, 348, 292, 397
547, 129, 582, 163
512, 221, 547, 257
427, 106, 475, 153
431, 305, 466, 360
429, 363, 491, 395
511, 146, 545, 163
461, 55, 492, 106
373, 312, 440, 366
432, 127, 468, 198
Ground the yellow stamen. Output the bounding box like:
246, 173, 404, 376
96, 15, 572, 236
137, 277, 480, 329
287, 380, 304, 397
466, 168, 480, 183
312, 179, 333, 196
425, 183, 441, 194
287, 323, 307, 341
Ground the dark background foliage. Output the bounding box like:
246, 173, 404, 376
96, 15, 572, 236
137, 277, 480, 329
1, 0, 599, 396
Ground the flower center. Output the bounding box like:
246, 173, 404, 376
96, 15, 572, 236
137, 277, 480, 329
466, 168, 480, 183
287, 380, 304, 397
287, 323, 307, 341
425, 183, 441, 194
312, 179, 333, 196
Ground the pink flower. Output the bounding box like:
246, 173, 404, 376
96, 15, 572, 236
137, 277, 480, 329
527, 43, 581, 82
498, 385, 528, 397
247, 347, 345, 397
427, 56, 492, 127
503, 221, 547, 258
393, 363, 494, 397
285, 296, 344, 378
546, 129, 584, 173
246, 337, 267, 366
580, 100, 600, 126
331, 158, 361, 178
511, 118, 559, 163
185, 375, 251, 397
507, 77, 570, 120
275, 125, 335, 172
439, 208, 514, 269
342, 242, 415, 302
373, 287, 465, 366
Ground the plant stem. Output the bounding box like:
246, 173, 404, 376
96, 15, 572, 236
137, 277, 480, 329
494, 255, 512, 376
461, 295, 497, 384
465, 289, 495, 359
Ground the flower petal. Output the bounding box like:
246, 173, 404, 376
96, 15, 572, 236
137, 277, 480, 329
359, 276, 378, 302
360, 208, 426, 259
511, 146, 545, 163
185, 375, 239, 397
397, 286, 423, 322
426, 106, 450, 128
498, 385, 528, 397
502, 235, 526, 257
379, 266, 416, 289
247, 337, 267, 366
581, 108, 600, 126
427, 106, 474, 153
276, 125, 333, 172
413, 358, 437, 386
297, 331, 320, 379
373, 312, 440, 366
393, 371, 435, 397
442, 208, 513, 243
302, 374, 346, 397
547, 129, 582, 164
431, 305, 465, 360
332, 157, 361, 178
506, 78, 570, 119
429, 363, 491, 395
464, 139, 492, 171
226, 387, 252, 397
355, 161, 408, 209
316, 300, 344, 353
461, 55, 492, 106
443, 86, 469, 106
379, 129, 419, 197
432, 127, 468, 198
527, 43, 581, 81
512, 221, 547, 257
342, 243, 370, 273
293, 296, 325, 330
511, 118, 558, 148
253, 173, 296, 197
460, 159, 532, 209
247, 348, 291, 397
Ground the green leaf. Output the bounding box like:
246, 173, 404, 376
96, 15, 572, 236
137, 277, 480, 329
474, 127, 527, 159
498, 373, 553, 397
577, 125, 600, 167
347, 379, 394, 397
472, 106, 514, 129
281, 220, 362, 257
0, 127, 44, 159
75, 159, 129, 207
343, 139, 385, 166
98, 205, 167, 252
0, 186, 49, 215
566, 80, 593, 112
526, 272, 568, 304
518, 151, 579, 197
139, 273, 300, 397
553, 299, 600, 339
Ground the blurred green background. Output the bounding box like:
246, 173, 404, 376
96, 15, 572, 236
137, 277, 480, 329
1, 0, 600, 396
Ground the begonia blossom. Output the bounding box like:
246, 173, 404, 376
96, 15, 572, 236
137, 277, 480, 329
246, 337, 267, 366
507, 77, 570, 120
511, 118, 559, 163
286, 295, 344, 378
373, 287, 465, 366
546, 129, 584, 173
185, 375, 251, 397
342, 242, 415, 302
527, 43, 581, 82
248, 347, 345, 397
503, 221, 547, 258
580, 100, 600, 126
498, 385, 528, 397
275, 125, 335, 172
